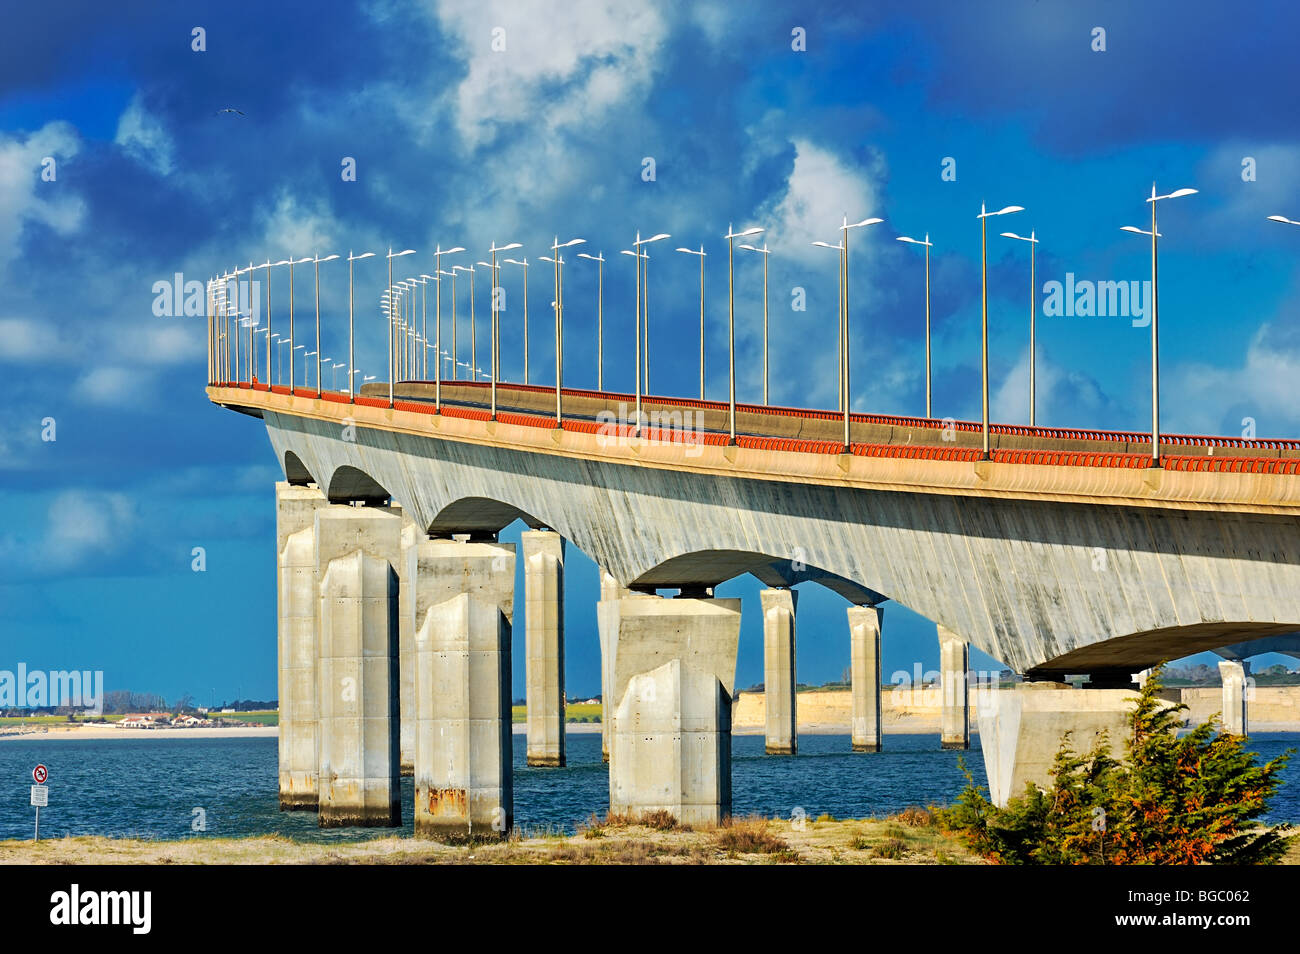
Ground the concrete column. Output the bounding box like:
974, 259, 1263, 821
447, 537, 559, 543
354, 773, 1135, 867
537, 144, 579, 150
760, 589, 797, 755
978, 683, 1138, 807
413, 538, 515, 838
605, 594, 741, 827
848, 604, 883, 752
1218, 660, 1250, 736
939, 626, 970, 750
276, 481, 328, 810
523, 531, 565, 767
315, 506, 402, 828
390, 508, 421, 776
596, 567, 636, 761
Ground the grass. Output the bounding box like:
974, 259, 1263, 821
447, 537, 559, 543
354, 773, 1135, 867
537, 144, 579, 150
510, 703, 603, 724
0, 810, 994, 865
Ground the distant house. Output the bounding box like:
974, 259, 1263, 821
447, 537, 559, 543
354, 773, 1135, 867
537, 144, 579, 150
118, 714, 158, 728
171, 714, 208, 727
582, 698, 601, 706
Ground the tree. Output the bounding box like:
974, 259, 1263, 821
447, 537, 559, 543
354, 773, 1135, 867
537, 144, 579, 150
941, 665, 1293, 864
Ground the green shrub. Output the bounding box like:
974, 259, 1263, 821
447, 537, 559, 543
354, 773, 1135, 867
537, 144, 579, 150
939, 665, 1293, 865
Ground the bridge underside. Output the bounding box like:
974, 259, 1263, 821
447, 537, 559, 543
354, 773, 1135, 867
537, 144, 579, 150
267, 410, 1300, 675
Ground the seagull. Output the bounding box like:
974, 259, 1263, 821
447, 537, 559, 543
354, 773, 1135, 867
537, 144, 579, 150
215, 107, 245, 116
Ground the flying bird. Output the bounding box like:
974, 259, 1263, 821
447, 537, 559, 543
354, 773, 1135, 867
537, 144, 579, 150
215, 107, 245, 116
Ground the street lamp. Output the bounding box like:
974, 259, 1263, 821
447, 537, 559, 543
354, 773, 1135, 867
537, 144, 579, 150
724, 226, 764, 442
999, 231, 1039, 426
309, 253, 339, 393
431, 245, 465, 409
897, 233, 934, 418
1268, 214, 1300, 227
543, 237, 586, 424
386, 248, 416, 406
623, 232, 669, 432
347, 251, 375, 400
503, 258, 530, 384
1121, 184, 1197, 463
451, 265, 474, 382
838, 216, 883, 448
676, 246, 707, 399
978, 203, 1024, 458
738, 242, 771, 405
577, 252, 605, 390
485, 242, 522, 419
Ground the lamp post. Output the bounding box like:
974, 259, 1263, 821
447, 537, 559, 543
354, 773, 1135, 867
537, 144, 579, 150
1121, 184, 1197, 464
897, 234, 934, 418
431, 245, 465, 408
485, 242, 522, 419
838, 216, 883, 449
386, 248, 416, 406
1268, 214, 1300, 228
676, 246, 707, 399
451, 265, 473, 382
577, 252, 605, 390
738, 242, 771, 404
977, 203, 1024, 458
725, 225, 763, 443
542, 237, 586, 425
434, 266, 456, 410
419, 274, 437, 379
272, 258, 300, 385
308, 253, 338, 394
409, 276, 429, 380
999, 230, 1039, 426
346, 251, 375, 400
503, 258, 530, 384
624, 232, 670, 433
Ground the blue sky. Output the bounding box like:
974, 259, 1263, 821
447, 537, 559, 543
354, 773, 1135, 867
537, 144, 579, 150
2, 0, 1299, 704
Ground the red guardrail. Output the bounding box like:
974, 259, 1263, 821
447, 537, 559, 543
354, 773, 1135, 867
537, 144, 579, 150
209, 380, 1300, 473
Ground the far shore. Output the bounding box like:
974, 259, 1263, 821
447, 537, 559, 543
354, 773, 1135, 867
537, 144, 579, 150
0, 725, 278, 741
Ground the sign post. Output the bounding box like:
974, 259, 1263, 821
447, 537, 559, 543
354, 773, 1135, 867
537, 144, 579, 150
31, 764, 48, 841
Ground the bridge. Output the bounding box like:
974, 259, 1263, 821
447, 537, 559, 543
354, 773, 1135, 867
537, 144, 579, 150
205, 258, 1300, 827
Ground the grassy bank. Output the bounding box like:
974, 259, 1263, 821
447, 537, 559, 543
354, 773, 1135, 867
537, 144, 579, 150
510, 703, 602, 724
0, 813, 985, 865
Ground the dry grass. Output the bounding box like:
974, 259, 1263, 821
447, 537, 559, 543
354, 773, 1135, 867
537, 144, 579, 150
0, 811, 996, 865
714, 816, 792, 856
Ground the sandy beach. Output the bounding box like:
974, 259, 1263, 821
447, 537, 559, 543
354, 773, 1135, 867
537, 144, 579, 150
0, 724, 279, 741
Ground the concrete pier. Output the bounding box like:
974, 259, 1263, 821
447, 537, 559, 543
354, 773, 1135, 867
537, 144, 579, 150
315, 506, 402, 828
606, 595, 741, 827
1218, 660, 1250, 736
978, 683, 1137, 807
939, 626, 970, 750
275, 482, 329, 810
848, 604, 883, 752
760, 589, 798, 755
413, 538, 515, 838
523, 530, 565, 767
393, 509, 421, 776
596, 568, 643, 761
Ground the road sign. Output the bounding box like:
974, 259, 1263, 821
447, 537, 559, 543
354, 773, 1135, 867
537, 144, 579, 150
32, 764, 47, 784
30, 785, 48, 808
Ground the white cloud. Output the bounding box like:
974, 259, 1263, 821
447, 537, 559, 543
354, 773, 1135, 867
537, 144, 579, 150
0, 318, 60, 361
115, 92, 175, 176
428, 0, 669, 150
1170, 323, 1300, 436
259, 191, 340, 259
757, 138, 887, 266
0, 121, 85, 268
74, 366, 138, 406
992, 346, 1118, 429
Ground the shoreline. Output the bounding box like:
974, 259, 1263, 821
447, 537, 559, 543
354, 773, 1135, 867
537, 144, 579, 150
6, 721, 1296, 743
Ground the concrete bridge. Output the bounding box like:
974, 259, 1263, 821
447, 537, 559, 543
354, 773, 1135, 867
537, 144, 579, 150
206, 369, 1300, 826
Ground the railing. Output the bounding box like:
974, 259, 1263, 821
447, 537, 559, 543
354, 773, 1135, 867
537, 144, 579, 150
208, 378, 1300, 475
